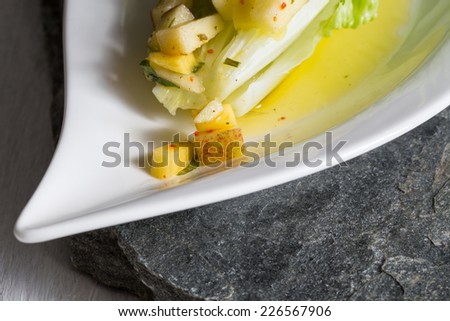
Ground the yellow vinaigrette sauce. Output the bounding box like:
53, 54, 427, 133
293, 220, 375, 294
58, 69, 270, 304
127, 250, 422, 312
238, 0, 413, 143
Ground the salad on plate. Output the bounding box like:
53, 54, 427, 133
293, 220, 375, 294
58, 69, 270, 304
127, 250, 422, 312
140, 0, 379, 179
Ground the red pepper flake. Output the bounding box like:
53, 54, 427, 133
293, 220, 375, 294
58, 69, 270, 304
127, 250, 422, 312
189, 76, 194, 82
278, 116, 286, 121
273, 15, 278, 22
280, 2, 287, 9
194, 131, 200, 137
207, 49, 214, 54
207, 129, 214, 133
169, 144, 176, 148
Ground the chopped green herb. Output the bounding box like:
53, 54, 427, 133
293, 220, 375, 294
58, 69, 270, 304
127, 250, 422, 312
140, 60, 179, 88
168, 17, 176, 28
224, 58, 241, 68
192, 62, 205, 73
197, 34, 208, 41
177, 159, 200, 176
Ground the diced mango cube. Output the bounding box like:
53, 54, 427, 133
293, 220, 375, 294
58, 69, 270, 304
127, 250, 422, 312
149, 52, 197, 75
150, 143, 193, 179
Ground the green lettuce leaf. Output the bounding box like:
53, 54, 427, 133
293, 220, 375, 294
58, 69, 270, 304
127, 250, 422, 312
323, 0, 379, 36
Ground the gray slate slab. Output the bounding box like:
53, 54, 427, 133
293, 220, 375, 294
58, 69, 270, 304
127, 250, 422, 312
69, 109, 450, 300
41, 0, 450, 301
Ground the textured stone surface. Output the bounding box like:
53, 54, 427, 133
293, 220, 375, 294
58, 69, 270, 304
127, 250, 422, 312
69, 109, 450, 300
43, 0, 450, 300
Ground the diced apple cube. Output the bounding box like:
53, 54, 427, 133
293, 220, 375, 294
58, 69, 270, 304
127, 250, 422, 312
156, 14, 224, 55
229, 0, 308, 33
156, 4, 195, 30
194, 102, 237, 132
250, 0, 308, 33
152, 0, 193, 27
194, 99, 224, 124
194, 127, 244, 166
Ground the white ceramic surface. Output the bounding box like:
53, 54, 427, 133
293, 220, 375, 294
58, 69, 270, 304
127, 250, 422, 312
15, 0, 450, 243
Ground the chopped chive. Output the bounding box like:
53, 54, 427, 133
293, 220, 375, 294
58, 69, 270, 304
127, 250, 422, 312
224, 58, 241, 68
192, 62, 205, 73
168, 17, 176, 28
197, 34, 208, 41
177, 159, 200, 176
139, 60, 179, 88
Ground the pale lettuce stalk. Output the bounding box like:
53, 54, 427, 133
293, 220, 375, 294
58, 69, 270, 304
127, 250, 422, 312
226, 0, 379, 116
226, 0, 340, 116
153, 84, 207, 115
152, 0, 379, 116
202, 0, 332, 101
